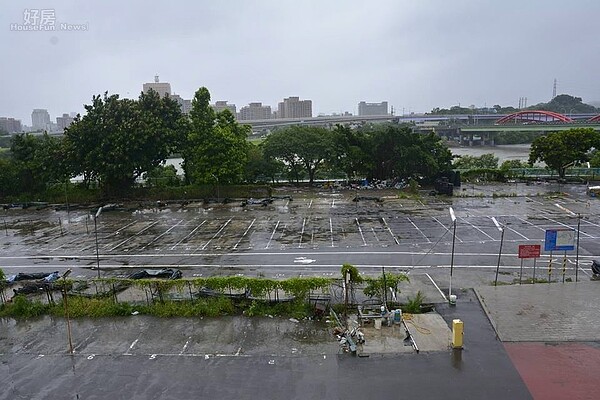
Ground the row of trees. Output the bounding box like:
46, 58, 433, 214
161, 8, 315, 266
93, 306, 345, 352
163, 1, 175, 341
429, 94, 599, 116
0, 87, 455, 199
255, 124, 453, 185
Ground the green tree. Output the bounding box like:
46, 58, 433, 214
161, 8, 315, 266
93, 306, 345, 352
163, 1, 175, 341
589, 150, 600, 168
184, 88, 249, 184
9, 133, 67, 194
499, 159, 528, 170
453, 153, 499, 170
143, 164, 181, 187
529, 128, 600, 178
64, 91, 187, 193
263, 126, 333, 185
244, 142, 283, 183
329, 125, 370, 180
0, 158, 20, 198
362, 125, 452, 182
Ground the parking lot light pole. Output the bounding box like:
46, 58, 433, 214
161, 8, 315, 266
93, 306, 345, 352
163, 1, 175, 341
554, 204, 580, 282
62, 269, 73, 354
449, 207, 457, 302
492, 217, 504, 287
211, 174, 220, 202
94, 206, 103, 279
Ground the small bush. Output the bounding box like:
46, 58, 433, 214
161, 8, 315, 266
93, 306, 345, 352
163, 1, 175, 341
0, 295, 49, 318
402, 291, 425, 314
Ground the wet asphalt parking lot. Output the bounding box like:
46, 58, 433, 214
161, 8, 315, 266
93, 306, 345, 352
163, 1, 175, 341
0, 182, 598, 292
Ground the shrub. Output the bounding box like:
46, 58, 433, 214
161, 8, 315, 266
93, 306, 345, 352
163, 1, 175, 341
403, 290, 425, 314
1, 295, 48, 318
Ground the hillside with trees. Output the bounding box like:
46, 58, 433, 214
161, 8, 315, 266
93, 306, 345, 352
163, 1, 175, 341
527, 94, 599, 114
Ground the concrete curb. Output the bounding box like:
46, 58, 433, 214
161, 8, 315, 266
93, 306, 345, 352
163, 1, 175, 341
473, 287, 501, 341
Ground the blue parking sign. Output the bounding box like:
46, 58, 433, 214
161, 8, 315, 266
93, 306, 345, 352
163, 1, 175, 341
544, 229, 575, 251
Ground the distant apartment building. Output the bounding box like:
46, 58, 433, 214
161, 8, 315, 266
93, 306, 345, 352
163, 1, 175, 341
0, 117, 22, 133
211, 101, 237, 116
358, 101, 388, 116
171, 94, 192, 114
56, 113, 74, 131
31, 109, 51, 130
142, 75, 171, 97
238, 102, 272, 120
277, 96, 312, 119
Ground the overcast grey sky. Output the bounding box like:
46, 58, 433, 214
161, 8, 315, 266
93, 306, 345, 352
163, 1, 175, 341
1, 0, 599, 123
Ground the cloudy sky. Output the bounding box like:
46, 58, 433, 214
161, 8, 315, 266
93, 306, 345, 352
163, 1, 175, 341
1, 0, 599, 124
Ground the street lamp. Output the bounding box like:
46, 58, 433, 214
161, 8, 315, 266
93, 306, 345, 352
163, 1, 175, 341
211, 174, 220, 203
62, 268, 73, 354
492, 217, 505, 286
449, 207, 457, 304
93, 206, 103, 279
554, 203, 581, 282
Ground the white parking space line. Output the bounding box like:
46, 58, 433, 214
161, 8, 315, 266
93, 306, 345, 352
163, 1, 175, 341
382, 217, 400, 245
503, 224, 530, 240
432, 216, 462, 243
140, 219, 184, 250
406, 217, 430, 243
265, 220, 280, 249
580, 219, 600, 229
51, 235, 90, 252
459, 217, 495, 240
331, 199, 335, 208
180, 336, 192, 355
124, 338, 140, 356
233, 218, 256, 250
78, 220, 139, 252
200, 218, 232, 251
329, 218, 335, 247
299, 218, 307, 248
425, 273, 447, 301
170, 220, 206, 250
108, 221, 160, 251
516, 217, 546, 232
308, 199, 313, 209
541, 216, 593, 238
105, 221, 138, 238
355, 218, 367, 246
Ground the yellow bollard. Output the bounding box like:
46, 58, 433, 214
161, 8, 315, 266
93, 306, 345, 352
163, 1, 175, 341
452, 319, 464, 349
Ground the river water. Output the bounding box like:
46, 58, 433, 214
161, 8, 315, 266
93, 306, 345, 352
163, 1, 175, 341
449, 144, 531, 163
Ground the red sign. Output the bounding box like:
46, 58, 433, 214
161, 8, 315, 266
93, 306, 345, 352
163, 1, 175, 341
518, 244, 541, 259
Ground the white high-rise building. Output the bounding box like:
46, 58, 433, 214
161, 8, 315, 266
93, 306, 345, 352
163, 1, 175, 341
142, 75, 171, 97
31, 109, 51, 130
